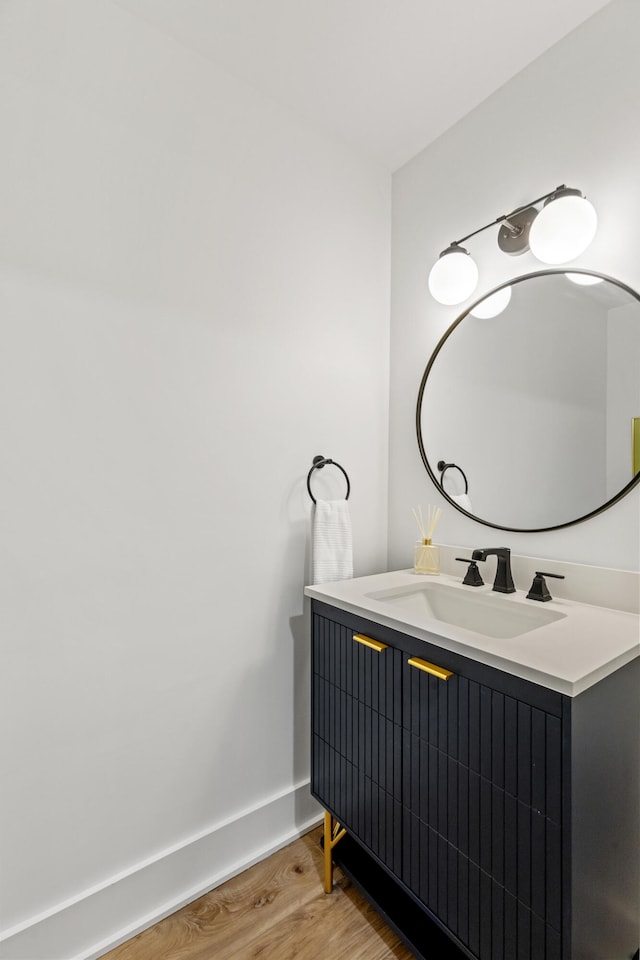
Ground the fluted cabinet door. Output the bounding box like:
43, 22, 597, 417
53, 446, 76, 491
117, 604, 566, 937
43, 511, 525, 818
312, 611, 404, 877
401, 659, 563, 960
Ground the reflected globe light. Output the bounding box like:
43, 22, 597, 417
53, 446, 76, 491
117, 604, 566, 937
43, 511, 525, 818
566, 272, 604, 286
528, 190, 597, 265
470, 286, 512, 318
428, 244, 478, 306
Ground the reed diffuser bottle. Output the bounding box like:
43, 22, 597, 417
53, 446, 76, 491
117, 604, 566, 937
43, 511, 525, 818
413, 504, 441, 575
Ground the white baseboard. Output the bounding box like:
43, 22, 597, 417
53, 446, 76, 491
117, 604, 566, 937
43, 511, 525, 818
0, 780, 322, 960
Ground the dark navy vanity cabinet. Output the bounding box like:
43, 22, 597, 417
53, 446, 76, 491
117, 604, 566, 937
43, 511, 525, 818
311, 599, 640, 960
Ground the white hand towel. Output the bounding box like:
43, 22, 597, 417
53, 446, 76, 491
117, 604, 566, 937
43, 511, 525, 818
451, 492, 473, 513
312, 499, 353, 584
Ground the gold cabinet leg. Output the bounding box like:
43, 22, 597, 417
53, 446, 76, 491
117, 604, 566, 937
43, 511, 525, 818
323, 811, 333, 894
323, 810, 346, 893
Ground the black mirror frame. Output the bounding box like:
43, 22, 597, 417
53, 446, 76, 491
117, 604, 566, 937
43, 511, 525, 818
416, 268, 640, 533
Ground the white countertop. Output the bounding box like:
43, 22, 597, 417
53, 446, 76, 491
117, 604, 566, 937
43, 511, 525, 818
305, 569, 640, 696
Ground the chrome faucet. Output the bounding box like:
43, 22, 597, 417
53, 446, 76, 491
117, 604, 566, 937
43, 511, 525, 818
471, 547, 516, 593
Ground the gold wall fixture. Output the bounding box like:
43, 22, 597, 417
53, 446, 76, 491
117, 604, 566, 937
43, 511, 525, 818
353, 633, 388, 653
407, 657, 454, 681
633, 417, 640, 476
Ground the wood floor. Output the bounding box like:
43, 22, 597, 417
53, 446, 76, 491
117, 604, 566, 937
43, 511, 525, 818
102, 825, 415, 960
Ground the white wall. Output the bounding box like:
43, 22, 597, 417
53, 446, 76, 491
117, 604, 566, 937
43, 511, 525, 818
389, 0, 640, 572
0, 3, 390, 957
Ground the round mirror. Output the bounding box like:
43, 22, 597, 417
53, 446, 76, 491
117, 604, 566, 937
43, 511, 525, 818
417, 270, 640, 531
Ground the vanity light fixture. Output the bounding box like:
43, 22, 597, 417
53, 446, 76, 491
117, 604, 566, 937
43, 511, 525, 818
428, 184, 597, 306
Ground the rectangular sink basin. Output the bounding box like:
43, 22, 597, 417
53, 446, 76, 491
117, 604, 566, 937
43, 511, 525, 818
366, 581, 567, 640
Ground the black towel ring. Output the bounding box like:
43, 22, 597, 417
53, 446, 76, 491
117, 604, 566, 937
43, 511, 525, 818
307, 455, 351, 504
437, 460, 469, 495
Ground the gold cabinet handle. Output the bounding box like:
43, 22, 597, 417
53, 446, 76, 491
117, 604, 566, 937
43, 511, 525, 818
353, 633, 388, 653
407, 657, 453, 681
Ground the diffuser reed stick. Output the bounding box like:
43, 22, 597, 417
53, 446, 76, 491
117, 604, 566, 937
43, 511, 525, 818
412, 504, 441, 574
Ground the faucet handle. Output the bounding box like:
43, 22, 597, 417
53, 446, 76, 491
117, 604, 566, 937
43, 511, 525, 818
526, 571, 565, 602
455, 557, 484, 587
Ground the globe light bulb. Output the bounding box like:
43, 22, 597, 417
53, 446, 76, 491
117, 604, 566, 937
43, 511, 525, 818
566, 272, 603, 286
528, 189, 597, 265
428, 245, 478, 305
470, 285, 512, 318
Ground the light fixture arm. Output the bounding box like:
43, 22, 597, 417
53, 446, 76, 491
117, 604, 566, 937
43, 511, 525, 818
450, 185, 566, 248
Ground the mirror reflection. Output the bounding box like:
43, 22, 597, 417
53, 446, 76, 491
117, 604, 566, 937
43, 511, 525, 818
417, 271, 640, 531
